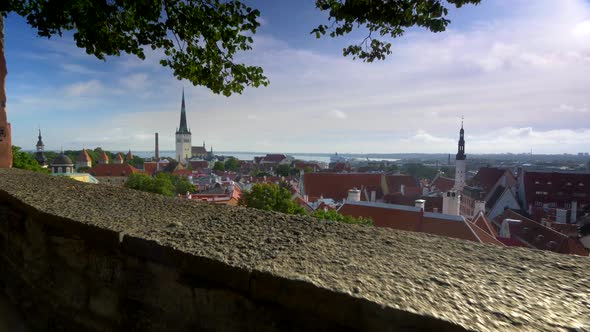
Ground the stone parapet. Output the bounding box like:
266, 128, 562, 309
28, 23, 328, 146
0, 168, 589, 331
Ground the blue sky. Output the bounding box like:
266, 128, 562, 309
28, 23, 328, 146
4, 0, 590, 154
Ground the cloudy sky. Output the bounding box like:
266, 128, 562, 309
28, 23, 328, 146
4, 0, 590, 154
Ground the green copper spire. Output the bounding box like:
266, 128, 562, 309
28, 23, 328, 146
177, 88, 190, 134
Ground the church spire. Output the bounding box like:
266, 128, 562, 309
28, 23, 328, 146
177, 88, 190, 134
36, 128, 44, 151
456, 117, 466, 161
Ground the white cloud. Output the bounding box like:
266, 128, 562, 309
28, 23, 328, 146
63, 80, 105, 97
329, 109, 348, 120
10, 0, 590, 154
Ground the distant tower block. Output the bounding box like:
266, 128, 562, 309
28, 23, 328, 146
175, 89, 192, 164
453, 119, 467, 191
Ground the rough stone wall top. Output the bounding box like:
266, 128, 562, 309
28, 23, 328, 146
1, 169, 589, 331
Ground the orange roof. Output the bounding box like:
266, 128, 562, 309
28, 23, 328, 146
77, 149, 91, 162
472, 212, 498, 237
470, 167, 506, 192
385, 175, 420, 194
89, 163, 142, 177
303, 173, 382, 201
115, 153, 124, 161
431, 176, 455, 192
98, 150, 109, 162
338, 201, 502, 245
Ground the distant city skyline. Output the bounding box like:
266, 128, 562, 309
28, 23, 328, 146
4, 0, 590, 154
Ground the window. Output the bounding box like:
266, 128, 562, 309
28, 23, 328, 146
534, 180, 540, 184
580, 182, 585, 187
546, 181, 552, 185
566, 182, 572, 186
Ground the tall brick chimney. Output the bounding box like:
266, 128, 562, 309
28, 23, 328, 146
155, 132, 159, 160
0, 16, 12, 168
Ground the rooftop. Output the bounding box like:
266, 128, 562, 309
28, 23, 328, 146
1, 169, 590, 331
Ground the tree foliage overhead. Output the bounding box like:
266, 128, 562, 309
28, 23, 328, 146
312, 0, 481, 62
2, 0, 268, 96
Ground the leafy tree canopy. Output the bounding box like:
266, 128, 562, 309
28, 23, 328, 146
275, 164, 292, 177
11, 146, 49, 173
239, 183, 305, 215
2, 0, 268, 96
213, 161, 225, 171
124, 172, 192, 197
313, 0, 481, 62
224, 156, 240, 172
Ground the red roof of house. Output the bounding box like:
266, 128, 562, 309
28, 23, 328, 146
190, 160, 210, 170
470, 167, 506, 192
262, 154, 287, 162
431, 176, 455, 192
523, 171, 590, 208
472, 212, 498, 237
98, 151, 109, 162
304, 173, 383, 201
385, 175, 421, 195
89, 163, 142, 177
492, 209, 588, 256
338, 201, 503, 245
77, 149, 91, 162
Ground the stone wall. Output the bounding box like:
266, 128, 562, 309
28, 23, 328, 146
1, 169, 589, 331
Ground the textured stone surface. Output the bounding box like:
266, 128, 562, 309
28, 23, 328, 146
1, 168, 590, 331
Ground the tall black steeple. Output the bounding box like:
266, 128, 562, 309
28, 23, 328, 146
456, 118, 466, 160
36, 128, 44, 151
177, 88, 190, 134
35, 128, 47, 166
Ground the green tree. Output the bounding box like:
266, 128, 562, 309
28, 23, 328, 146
158, 172, 196, 195
312, 209, 373, 226
11, 146, 48, 173
2, 1, 267, 96
213, 161, 225, 172
402, 163, 437, 180
224, 157, 240, 172
275, 164, 292, 177
312, 0, 481, 62
125, 173, 175, 197
239, 183, 305, 215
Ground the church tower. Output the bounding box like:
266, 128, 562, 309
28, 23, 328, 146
453, 119, 467, 191
35, 128, 48, 168
175, 89, 192, 164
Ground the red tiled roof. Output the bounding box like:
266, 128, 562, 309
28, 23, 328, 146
338, 201, 502, 245
304, 173, 382, 201
77, 149, 91, 162
190, 160, 209, 170
385, 175, 421, 195
98, 151, 109, 162
89, 163, 142, 177
523, 171, 590, 208
143, 161, 169, 175
470, 167, 506, 192
431, 176, 454, 192
472, 212, 498, 237
262, 154, 287, 162
492, 209, 588, 256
